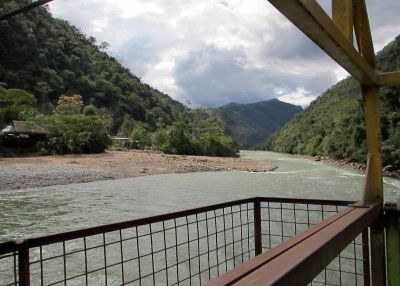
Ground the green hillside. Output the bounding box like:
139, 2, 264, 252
0, 1, 238, 156
0, 1, 185, 133
268, 36, 400, 167
214, 99, 302, 148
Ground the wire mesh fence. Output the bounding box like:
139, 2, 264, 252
0, 199, 257, 286
25, 206, 254, 286
259, 201, 369, 286
0, 247, 18, 286
0, 197, 386, 286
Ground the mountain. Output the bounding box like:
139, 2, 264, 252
0, 1, 239, 156
213, 99, 302, 148
0, 1, 185, 133
267, 35, 400, 167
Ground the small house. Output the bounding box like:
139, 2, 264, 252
0, 120, 49, 152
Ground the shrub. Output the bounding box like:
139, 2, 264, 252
39, 114, 110, 153
130, 123, 151, 149
196, 134, 239, 157
154, 121, 194, 155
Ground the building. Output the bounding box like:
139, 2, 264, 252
0, 120, 49, 152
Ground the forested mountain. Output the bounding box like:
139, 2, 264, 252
0, 0, 185, 133
214, 99, 302, 148
267, 35, 400, 167
0, 1, 238, 156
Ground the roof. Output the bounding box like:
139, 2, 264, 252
1, 121, 49, 135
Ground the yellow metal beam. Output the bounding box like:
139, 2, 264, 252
378, 71, 400, 86
332, 0, 353, 42
352, 2, 385, 285
353, 0, 375, 66
265, 0, 392, 285
351, 0, 382, 204
267, 0, 377, 85
361, 85, 383, 203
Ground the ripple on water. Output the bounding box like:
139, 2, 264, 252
0, 151, 398, 242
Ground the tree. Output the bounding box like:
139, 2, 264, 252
98, 41, 110, 51
155, 121, 194, 155
0, 86, 37, 125
35, 114, 110, 154
131, 123, 151, 149
196, 134, 239, 157
55, 94, 83, 115
0, 1, 240, 157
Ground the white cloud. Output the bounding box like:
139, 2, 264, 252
48, 0, 400, 107
102, 0, 164, 18
91, 18, 108, 32
278, 87, 317, 107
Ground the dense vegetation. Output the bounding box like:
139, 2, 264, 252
120, 106, 238, 157
0, 1, 238, 156
0, 1, 184, 132
266, 36, 400, 167
213, 99, 302, 148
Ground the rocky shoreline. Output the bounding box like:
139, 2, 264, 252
0, 150, 277, 191
307, 155, 400, 178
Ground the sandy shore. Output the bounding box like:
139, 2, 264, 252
0, 150, 277, 190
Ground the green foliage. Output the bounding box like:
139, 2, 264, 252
155, 121, 194, 155
83, 104, 99, 116
195, 134, 239, 157
130, 122, 151, 149
119, 115, 135, 137
188, 106, 225, 137
214, 99, 302, 148
268, 35, 400, 166
0, 86, 37, 124
11, 91, 111, 154
0, 1, 239, 157
55, 94, 83, 115
35, 114, 111, 154
186, 107, 239, 156
0, 0, 184, 134
154, 113, 239, 157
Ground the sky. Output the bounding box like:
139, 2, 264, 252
49, 0, 400, 108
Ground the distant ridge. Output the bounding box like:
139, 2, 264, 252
267, 35, 400, 167
213, 98, 302, 148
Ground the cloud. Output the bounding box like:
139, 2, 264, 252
278, 88, 316, 107
49, 0, 400, 107
174, 45, 338, 107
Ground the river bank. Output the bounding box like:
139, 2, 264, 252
0, 150, 277, 190
302, 154, 400, 179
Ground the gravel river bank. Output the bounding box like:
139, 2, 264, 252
0, 150, 277, 190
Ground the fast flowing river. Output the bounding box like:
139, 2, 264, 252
0, 151, 399, 243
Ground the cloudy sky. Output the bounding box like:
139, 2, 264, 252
49, 0, 399, 107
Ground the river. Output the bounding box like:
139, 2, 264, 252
1, 151, 399, 243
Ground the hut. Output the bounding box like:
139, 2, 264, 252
0, 120, 49, 152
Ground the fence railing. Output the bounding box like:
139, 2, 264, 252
1, 197, 394, 286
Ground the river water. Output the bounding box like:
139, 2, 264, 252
1, 151, 399, 243
1, 151, 399, 285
